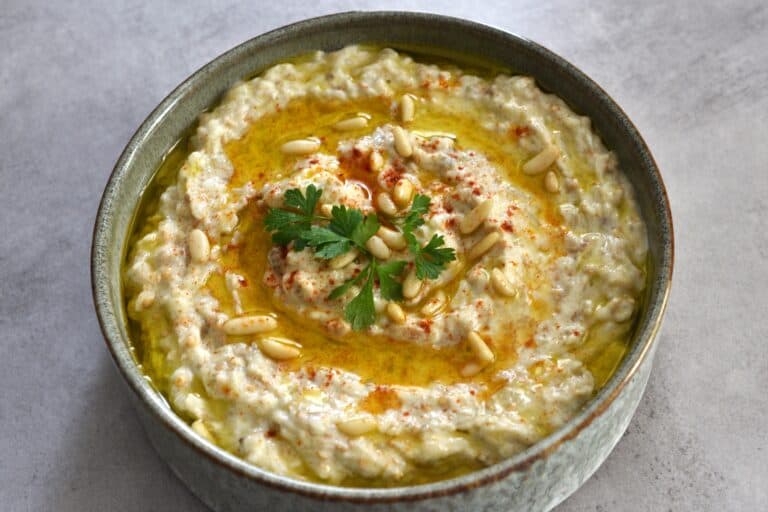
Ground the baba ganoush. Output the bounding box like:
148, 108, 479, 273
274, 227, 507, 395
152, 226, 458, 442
124, 45, 648, 486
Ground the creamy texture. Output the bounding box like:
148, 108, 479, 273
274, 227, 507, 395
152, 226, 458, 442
125, 46, 648, 486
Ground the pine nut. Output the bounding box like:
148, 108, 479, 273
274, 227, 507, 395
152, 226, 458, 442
468, 231, 501, 260
329, 248, 358, 269
392, 179, 414, 208
400, 94, 415, 123
188, 229, 210, 263
333, 116, 368, 131
544, 170, 560, 193
490, 268, 517, 297
459, 199, 493, 235
376, 192, 398, 216
336, 416, 377, 436
260, 337, 302, 360
420, 290, 446, 317
386, 302, 406, 324
191, 419, 214, 442
402, 269, 422, 299
280, 138, 321, 155
320, 203, 334, 217
377, 226, 407, 250
460, 362, 483, 377
392, 126, 413, 157
522, 144, 560, 175
223, 315, 278, 335
467, 331, 495, 364
365, 235, 391, 260
369, 150, 384, 172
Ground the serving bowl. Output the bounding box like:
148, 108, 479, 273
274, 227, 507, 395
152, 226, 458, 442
92, 11, 673, 512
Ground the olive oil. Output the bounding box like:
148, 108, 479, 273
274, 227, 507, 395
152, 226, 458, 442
122, 46, 645, 487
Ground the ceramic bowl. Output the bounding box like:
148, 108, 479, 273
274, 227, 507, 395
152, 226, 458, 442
92, 11, 673, 512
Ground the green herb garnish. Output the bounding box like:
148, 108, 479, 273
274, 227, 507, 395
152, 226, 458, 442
264, 184, 323, 249
265, 186, 455, 330
302, 206, 380, 258
400, 194, 457, 279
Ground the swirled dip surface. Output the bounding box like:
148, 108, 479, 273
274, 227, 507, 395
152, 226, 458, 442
125, 46, 648, 486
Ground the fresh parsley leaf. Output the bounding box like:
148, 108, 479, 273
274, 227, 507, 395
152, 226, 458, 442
350, 213, 380, 249
329, 260, 405, 330
342, 264, 376, 330
300, 206, 379, 258
264, 208, 312, 246
264, 185, 323, 247
328, 205, 363, 237
396, 194, 456, 279
301, 226, 352, 259
326, 206, 379, 251
414, 234, 456, 280
264, 208, 308, 232
404, 229, 420, 254
402, 194, 431, 233
284, 184, 322, 216
376, 260, 407, 301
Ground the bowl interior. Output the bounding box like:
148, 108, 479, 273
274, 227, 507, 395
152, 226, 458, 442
92, 10, 672, 499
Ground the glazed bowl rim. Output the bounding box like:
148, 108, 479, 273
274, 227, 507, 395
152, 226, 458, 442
91, 10, 674, 504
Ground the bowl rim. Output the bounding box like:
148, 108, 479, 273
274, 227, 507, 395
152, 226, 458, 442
92, 10, 674, 504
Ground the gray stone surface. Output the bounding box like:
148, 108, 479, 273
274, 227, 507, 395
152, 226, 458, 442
1, 0, 765, 510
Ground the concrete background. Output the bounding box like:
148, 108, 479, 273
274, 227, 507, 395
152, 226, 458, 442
1, 1, 766, 510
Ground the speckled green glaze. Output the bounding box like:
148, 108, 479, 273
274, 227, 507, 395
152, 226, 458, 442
92, 11, 673, 512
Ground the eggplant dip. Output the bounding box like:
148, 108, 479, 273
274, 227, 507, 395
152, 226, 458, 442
125, 46, 648, 486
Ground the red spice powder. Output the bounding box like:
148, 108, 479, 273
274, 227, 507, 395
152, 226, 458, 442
360, 386, 402, 414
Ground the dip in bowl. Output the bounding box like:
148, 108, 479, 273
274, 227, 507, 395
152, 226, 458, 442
93, 12, 672, 511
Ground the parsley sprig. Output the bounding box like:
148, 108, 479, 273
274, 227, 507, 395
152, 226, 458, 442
263, 184, 324, 250
303, 206, 380, 258
264, 186, 456, 330
399, 194, 457, 280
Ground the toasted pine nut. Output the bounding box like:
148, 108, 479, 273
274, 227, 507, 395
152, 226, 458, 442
376, 192, 398, 216
377, 226, 407, 250
544, 171, 560, 193
280, 138, 321, 155
523, 144, 560, 175
459, 200, 493, 235
392, 126, 412, 157
188, 229, 210, 263
460, 362, 483, 377
420, 290, 446, 317
490, 268, 517, 297
191, 419, 214, 442
402, 269, 422, 299
260, 337, 302, 360
320, 204, 334, 217
369, 150, 384, 172
337, 416, 377, 436
400, 94, 415, 123
392, 179, 414, 208
467, 331, 495, 364
223, 315, 277, 336
386, 302, 406, 324
365, 235, 391, 260
468, 231, 501, 260
329, 248, 358, 269
333, 116, 368, 131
